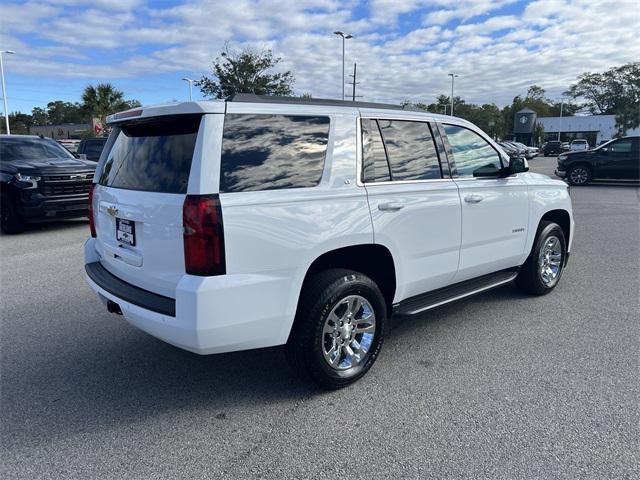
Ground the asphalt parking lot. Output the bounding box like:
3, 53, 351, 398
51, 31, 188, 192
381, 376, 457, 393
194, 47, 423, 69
1, 155, 638, 479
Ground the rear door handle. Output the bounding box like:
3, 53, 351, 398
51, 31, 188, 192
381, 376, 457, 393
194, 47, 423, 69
378, 202, 405, 212
464, 195, 484, 204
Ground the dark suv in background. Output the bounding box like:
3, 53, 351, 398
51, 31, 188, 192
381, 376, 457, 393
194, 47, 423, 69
1, 135, 96, 233
77, 137, 108, 161
542, 140, 563, 156
555, 136, 639, 185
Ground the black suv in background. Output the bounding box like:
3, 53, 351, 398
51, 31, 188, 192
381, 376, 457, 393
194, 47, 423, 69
1, 135, 96, 233
555, 136, 639, 185
542, 140, 563, 156
77, 137, 108, 161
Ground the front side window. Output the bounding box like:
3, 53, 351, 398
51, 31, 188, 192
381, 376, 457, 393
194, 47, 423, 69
220, 114, 330, 193
442, 124, 502, 178
609, 139, 632, 153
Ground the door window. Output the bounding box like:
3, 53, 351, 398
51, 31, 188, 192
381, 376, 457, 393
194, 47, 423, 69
361, 118, 443, 182
442, 124, 503, 178
609, 139, 632, 153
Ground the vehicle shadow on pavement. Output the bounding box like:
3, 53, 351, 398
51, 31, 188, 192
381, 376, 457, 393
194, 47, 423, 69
1, 283, 531, 451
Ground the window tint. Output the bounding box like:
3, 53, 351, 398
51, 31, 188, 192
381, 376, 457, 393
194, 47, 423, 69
0, 137, 73, 161
98, 114, 201, 194
609, 139, 632, 153
361, 119, 391, 182
377, 120, 442, 181
84, 141, 106, 158
220, 114, 330, 193
442, 124, 502, 177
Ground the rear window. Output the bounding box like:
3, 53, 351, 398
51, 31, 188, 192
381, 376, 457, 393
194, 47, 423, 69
98, 114, 201, 194
220, 114, 330, 193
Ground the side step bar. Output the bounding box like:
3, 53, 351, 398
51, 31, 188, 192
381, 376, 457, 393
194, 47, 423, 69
393, 269, 519, 317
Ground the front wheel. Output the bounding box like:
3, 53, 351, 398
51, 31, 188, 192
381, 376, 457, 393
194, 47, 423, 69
516, 221, 567, 295
567, 165, 592, 186
1, 195, 25, 234
285, 269, 386, 389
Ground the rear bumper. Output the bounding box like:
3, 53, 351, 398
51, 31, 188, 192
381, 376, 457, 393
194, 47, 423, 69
84, 238, 299, 355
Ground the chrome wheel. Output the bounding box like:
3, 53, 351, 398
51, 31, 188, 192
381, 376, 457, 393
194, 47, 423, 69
569, 167, 589, 184
538, 235, 563, 287
321, 295, 376, 370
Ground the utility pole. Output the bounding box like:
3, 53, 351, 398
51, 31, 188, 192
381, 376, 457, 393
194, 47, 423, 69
348, 63, 362, 102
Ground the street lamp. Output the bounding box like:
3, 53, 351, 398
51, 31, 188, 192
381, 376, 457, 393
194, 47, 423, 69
181, 77, 195, 101
333, 31, 353, 101
557, 97, 566, 142
1, 50, 16, 135
448, 73, 458, 116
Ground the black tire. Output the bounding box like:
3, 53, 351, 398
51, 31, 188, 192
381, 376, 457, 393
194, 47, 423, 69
285, 268, 386, 390
516, 221, 567, 296
566, 165, 592, 186
1, 195, 25, 234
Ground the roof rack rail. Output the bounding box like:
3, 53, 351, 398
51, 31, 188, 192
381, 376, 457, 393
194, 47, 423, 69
226, 93, 425, 112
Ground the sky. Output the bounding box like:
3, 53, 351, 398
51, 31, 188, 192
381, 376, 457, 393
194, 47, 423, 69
1, 0, 639, 115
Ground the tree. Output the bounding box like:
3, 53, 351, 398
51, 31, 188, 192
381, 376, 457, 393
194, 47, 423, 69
80, 83, 140, 128
46, 101, 85, 124
566, 62, 640, 134
197, 46, 294, 99
31, 107, 48, 126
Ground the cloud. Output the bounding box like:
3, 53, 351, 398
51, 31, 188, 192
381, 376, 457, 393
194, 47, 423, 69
3, 0, 640, 109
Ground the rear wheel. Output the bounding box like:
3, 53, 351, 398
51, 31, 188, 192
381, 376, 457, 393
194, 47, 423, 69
516, 221, 566, 295
567, 165, 592, 186
285, 269, 386, 389
1, 195, 25, 234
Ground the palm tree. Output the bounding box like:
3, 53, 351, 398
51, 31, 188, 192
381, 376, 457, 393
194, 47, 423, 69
81, 83, 140, 127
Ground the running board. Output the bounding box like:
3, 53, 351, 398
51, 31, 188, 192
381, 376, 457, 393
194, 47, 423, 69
393, 269, 519, 317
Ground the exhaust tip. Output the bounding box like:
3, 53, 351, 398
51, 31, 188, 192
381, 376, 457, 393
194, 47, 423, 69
107, 300, 123, 315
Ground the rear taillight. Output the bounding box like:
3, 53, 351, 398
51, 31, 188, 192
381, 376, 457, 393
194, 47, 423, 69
88, 183, 96, 237
183, 194, 225, 276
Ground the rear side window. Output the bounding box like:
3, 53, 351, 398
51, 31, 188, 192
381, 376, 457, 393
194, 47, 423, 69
361, 119, 391, 182
220, 114, 330, 193
98, 114, 201, 194
441, 124, 502, 177
377, 120, 442, 181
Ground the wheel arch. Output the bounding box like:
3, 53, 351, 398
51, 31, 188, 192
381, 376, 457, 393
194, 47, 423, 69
540, 209, 571, 256
298, 244, 397, 316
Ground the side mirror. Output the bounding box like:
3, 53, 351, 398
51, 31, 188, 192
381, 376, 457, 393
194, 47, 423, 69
600, 147, 608, 154
509, 157, 529, 174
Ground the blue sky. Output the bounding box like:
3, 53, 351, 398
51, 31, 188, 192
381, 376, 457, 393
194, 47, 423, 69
1, 0, 638, 115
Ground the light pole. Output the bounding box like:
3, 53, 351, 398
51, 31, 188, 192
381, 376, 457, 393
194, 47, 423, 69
181, 77, 195, 101
333, 31, 353, 101
557, 98, 565, 142
0, 50, 16, 135
448, 73, 458, 116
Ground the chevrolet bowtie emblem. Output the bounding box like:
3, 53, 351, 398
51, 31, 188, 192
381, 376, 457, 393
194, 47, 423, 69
106, 206, 119, 217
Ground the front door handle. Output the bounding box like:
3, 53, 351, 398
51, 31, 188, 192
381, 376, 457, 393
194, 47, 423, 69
378, 202, 405, 212
464, 194, 484, 204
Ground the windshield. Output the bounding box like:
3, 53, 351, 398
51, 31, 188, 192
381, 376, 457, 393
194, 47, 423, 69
0, 137, 75, 162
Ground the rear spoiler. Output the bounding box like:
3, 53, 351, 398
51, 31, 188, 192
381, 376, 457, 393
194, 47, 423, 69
106, 101, 225, 125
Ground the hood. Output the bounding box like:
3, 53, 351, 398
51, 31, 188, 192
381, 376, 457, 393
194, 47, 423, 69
1, 157, 96, 175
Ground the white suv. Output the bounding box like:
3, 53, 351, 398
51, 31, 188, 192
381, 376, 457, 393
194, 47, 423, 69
85, 95, 574, 389
570, 139, 589, 152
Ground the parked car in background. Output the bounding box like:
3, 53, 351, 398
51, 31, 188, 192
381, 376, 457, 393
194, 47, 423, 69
555, 136, 639, 185
77, 137, 108, 162
58, 139, 81, 153
542, 141, 563, 156
0, 135, 96, 233
84, 95, 574, 389
511, 141, 538, 159
498, 141, 520, 158
570, 139, 589, 152
561, 142, 570, 152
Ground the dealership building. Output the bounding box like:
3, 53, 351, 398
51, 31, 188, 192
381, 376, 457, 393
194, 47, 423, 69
513, 108, 640, 146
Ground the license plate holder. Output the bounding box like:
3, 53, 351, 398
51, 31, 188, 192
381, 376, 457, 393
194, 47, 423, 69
116, 218, 136, 246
